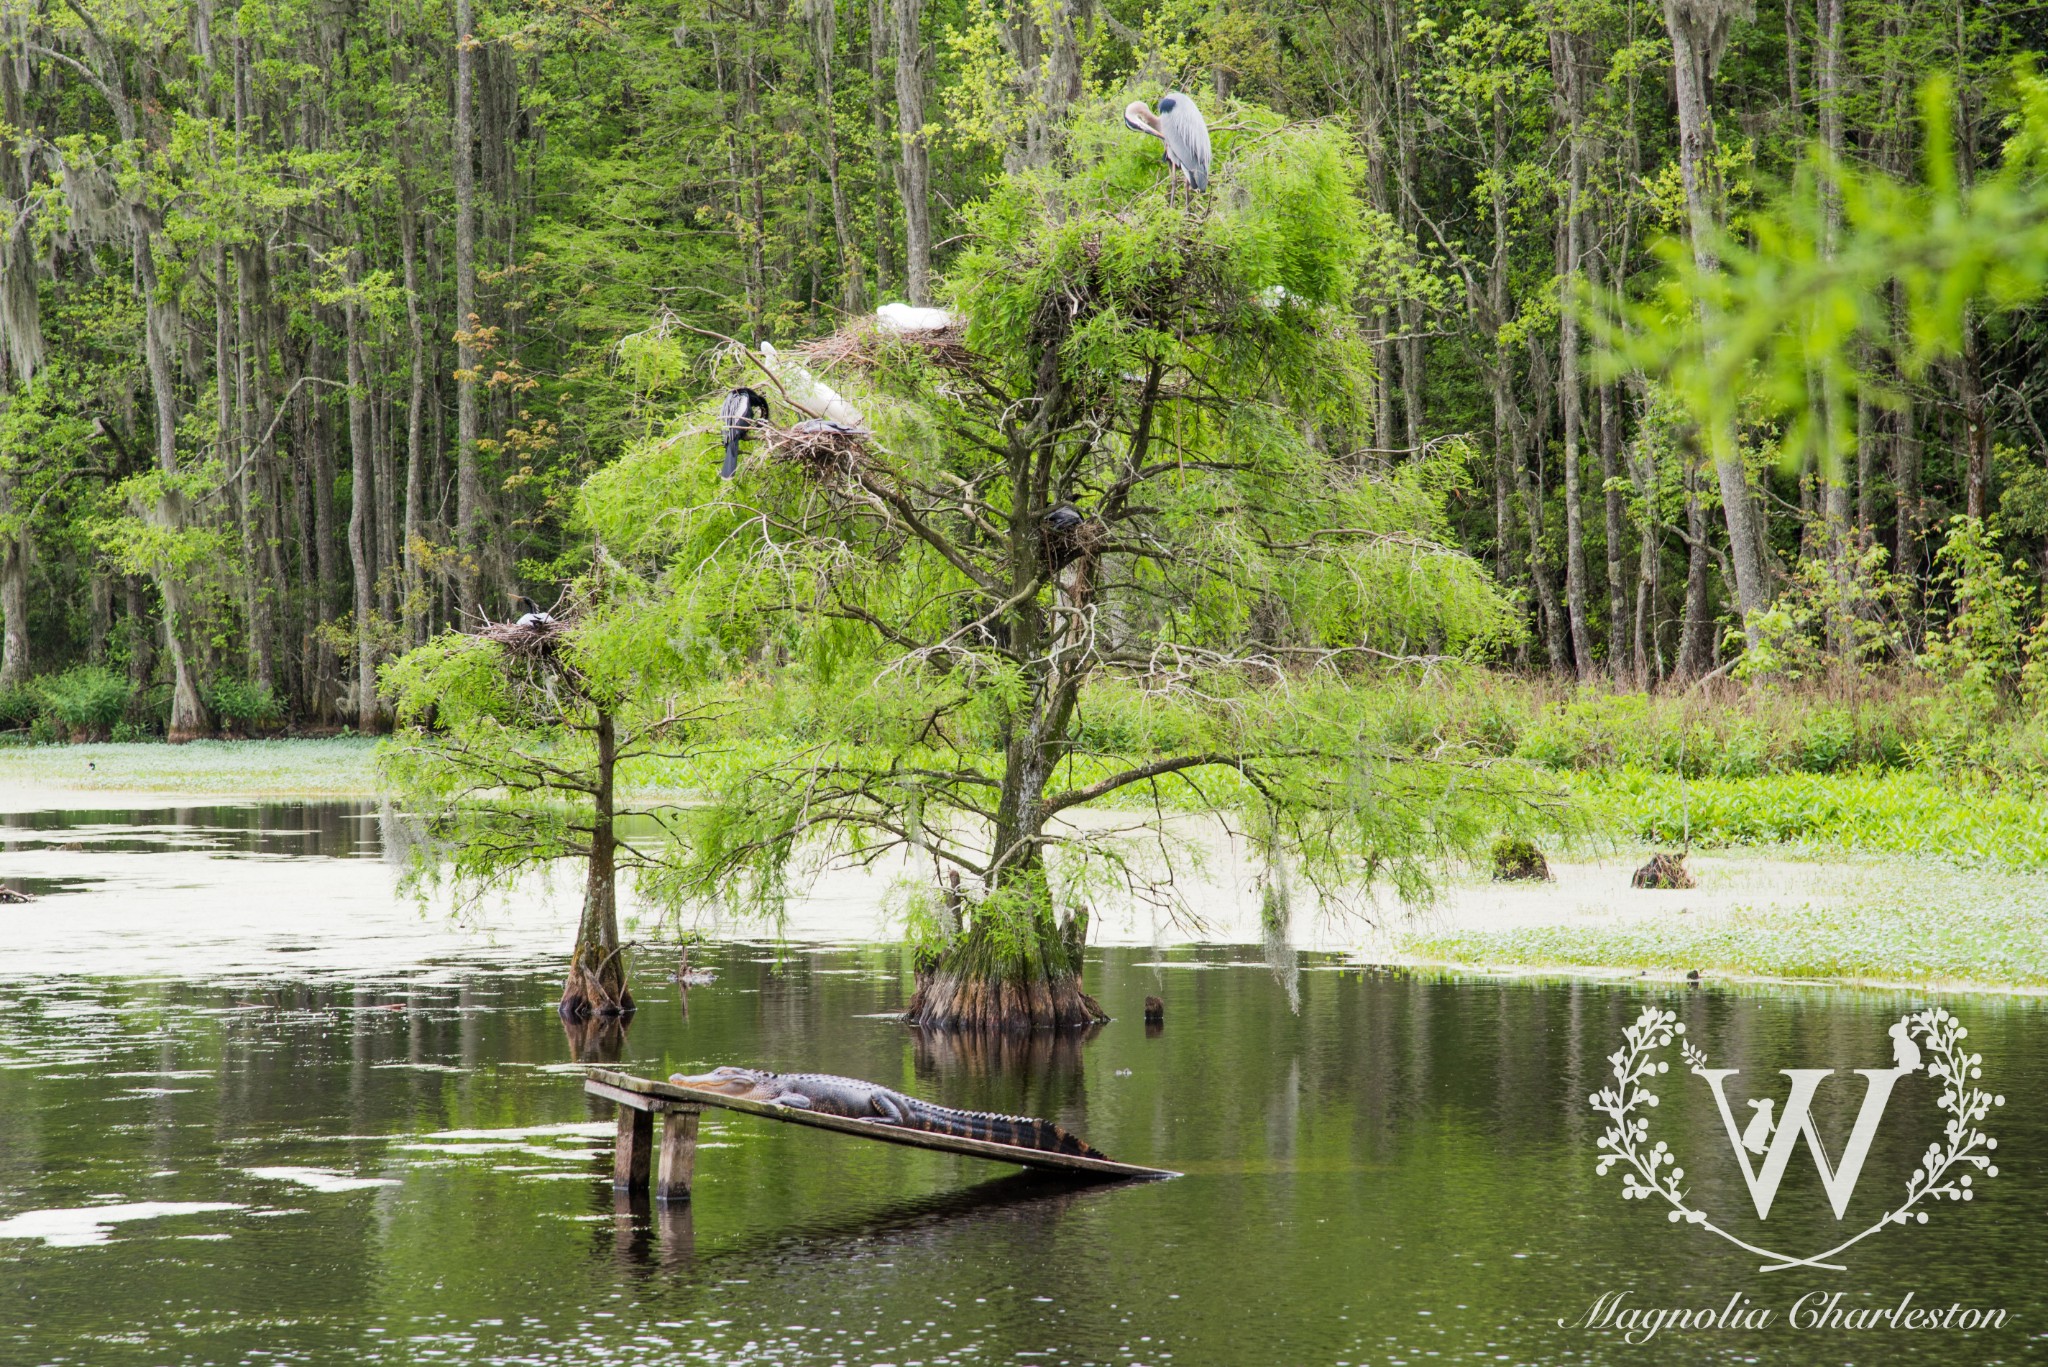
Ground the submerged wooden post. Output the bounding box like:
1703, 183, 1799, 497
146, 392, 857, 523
655, 1105, 702, 1203
614, 1103, 653, 1190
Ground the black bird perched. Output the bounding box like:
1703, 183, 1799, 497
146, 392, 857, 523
1123, 92, 1213, 197
720, 387, 771, 479
513, 594, 554, 629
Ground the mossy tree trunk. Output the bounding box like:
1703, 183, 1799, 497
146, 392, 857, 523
903, 860, 1104, 1031
560, 706, 635, 1019
903, 400, 1107, 1031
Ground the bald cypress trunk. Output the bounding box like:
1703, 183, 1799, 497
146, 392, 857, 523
561, 706, 634, 1019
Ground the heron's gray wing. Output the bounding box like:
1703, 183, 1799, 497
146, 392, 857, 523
1158, 92, 1212, 190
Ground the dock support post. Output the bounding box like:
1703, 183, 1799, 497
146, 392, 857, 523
656, 1105, 702, 1203
614, 1103, 653, 1191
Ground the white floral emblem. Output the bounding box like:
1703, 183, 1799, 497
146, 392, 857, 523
1590, 1005, 2001, 1273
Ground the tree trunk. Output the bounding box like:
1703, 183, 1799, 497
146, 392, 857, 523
1959, 335, 1990, 521
1599, 373, 1628, 679
0, 509, 25, 689
454, 0, 482, 617
1631, 433, 1663, 687
892, 0, 932, 305
1522, 336, 1569, 670
903, 907, 1106, 1032
866, 0, 896, 293
561, 707, 635, 1019
345, 277, 379, 733
1893, 362, 1921, 613
1816, 0, 1853, 661
235, 245, 276, 694
136, 226, 208, 741
401, 189, 428, 645
808, 0, 866, 314
1675, 439, 1715, 681
1553, 21, 1596, 679
1664, 0, 1770, 651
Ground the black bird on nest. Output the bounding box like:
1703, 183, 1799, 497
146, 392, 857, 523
720, 387, 772, 478
513, 595, 555, 629
1042, 504, 1088, 571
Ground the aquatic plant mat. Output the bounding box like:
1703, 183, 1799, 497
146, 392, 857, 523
586, 1068, 1176, 1180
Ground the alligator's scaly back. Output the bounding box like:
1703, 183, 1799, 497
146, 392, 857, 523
672, 1066, 1108, 1160
899, 1102, 1107, 1160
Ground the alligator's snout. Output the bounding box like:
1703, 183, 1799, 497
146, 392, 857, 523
671, 1066, 772, 1097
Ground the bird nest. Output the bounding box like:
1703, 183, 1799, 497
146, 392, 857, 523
476, 616, 568, 659
1043, 513, 1108, 569
797, 317, 975, 373
766, 423, 871, 483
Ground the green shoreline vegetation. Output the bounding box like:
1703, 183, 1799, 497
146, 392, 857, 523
4, 8, 2048, 1013
8, 675, 2047, 990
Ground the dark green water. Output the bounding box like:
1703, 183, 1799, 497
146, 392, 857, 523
1, 804, 2043, 1365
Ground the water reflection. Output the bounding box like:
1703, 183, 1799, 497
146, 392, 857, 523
0, 806, 2042, 1365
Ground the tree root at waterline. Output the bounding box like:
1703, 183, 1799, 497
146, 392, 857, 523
903, 922, 1107, 1032
559, 942, 636, 1020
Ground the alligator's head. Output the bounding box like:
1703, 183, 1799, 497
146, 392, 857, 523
670, 1065, 784, 1100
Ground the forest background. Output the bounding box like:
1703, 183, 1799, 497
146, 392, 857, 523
1, 0, 2044, 767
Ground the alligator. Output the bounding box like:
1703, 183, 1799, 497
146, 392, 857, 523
671, 1066, 1109, 1160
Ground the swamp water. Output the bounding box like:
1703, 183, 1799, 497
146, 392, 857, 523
0, 802, 2043, 1366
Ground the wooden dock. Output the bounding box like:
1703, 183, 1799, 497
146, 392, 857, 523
585, 1067, 1177, 1200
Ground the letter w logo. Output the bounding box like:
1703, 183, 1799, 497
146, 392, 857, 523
1696, 1069, 1907, 1220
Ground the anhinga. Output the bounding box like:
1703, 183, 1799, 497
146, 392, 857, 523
719, 387, 772, 479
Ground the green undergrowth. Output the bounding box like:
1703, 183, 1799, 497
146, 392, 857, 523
1404, 869, 2048, 988
1573, 769, 2048, 868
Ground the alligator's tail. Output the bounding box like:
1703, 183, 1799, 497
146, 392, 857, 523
905, 1106, 1109, 1160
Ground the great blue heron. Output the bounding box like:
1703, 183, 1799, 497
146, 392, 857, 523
719, 386, 771, 479
1124, 92, 1212, 200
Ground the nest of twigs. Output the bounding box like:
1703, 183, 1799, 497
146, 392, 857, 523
766, 423, 871, 484
477, 616, 567, 659
1043, 513, 1108, 570
797, 317, 975, 373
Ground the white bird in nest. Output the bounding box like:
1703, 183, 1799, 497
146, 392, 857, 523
512, 595, 554, 629
876, 301, 953, 332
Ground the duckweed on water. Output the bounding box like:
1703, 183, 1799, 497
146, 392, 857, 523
1405, 864, 2048, 986
0, 737, 380, 797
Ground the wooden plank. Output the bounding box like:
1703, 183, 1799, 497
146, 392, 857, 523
587, 1077, 660, 1111
586, 1067, 1176, 1180
613, 1104, 653, 1191
656, 1107, 702, 1203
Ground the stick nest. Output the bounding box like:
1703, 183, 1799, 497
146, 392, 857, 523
766, 423, 872, 483
476, 617, 569, 659
1043, 514, 1108, 570
797, 316, 975, 373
